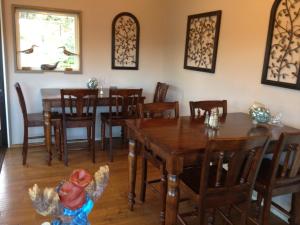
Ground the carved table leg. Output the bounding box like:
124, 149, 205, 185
165, 157, 183, 225
160, 163, 167, 225
291, 192, 300, 225
165, 174, 180, 225
44, 110, 52, 166
128, 139, 137, 211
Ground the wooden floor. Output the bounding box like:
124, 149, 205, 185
0, 140, 287, 225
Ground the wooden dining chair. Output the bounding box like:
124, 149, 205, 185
190, 100, 227, 118
153, 82, 169, 103
178, 135, 270, 225
251, 132, 300, 225
101, 88, 143, 162
138, 101, 179, 225
60, 89, 98, 166
15, 82, 62, 165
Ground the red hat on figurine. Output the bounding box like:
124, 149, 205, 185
69, 169, 92, 188
58, 169, 93, 210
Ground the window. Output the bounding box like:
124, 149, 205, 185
13, 5, 81, 73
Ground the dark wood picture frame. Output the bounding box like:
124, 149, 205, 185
112, 12, 140, 70
184, 10, 222, 73
261, 0, 300, 90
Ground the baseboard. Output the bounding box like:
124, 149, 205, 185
8, 137, 124, 149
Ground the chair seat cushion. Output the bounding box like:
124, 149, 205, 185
100, 112, 137, 125
28, 112, 61, 127
180, 165, 227, 194
64, 113, 94, 121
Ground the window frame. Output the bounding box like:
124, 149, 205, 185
12, 5, 82, 74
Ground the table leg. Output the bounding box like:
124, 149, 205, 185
291, 192, 300, 225
165, 174, 180, 225
128, 139, 137, 211
44, 110, 52, 166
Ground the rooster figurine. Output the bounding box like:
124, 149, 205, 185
28, 166, 109, 225
58, 46, 79, 56
18, 44, 39, 54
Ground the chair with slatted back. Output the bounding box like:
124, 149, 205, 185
100, 88, 143, 162
61, 89, 98, 166
251, 132, 300, 225
15, 82, 62, 165
153, 82, 169, 103
190, 100, 227, 118
138, 102, 179, 225
177, 135, 270, 225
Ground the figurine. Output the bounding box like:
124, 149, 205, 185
18, 45, 39, 54
28, 166, 109, 225
58, 46, 79, 56
41, 61, 60, 71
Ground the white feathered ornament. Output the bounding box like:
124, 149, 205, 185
28, 166, 109, 225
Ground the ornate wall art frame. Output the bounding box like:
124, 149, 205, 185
112, 12, 140, 70
184, 10, 222, 73
261, 0, 300, 90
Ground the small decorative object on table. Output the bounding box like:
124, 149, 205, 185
249, 102, 271, 124
208, 111, 220, 129
87, 78, 98, 89
269, 112, 283, 126
29, 166, 109, 225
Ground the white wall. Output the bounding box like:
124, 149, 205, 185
3, 0, 169, 144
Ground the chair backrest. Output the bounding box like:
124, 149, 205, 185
153, 82, 169, 103
14, 82, 28, 123
60, 89, 98, 120
199, 135, 270, 199
189, 100, 227, 118
268, 132, 300, 187
138, 102, 179, 119
109, 88, 143, 118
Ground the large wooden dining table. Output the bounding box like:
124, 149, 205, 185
41, 88, 144, 165
126, 113, 300, 225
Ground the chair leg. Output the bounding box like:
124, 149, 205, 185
91, 125, 96, 163
123, 126, 128, 144
239, 202, 250, 225
22, 126, 28, 165
140, 155, 148, 202
261, 195, 272, 225
109, 123, 113, 162
121, 126, 125, 143
63, 125, 68, 166
160, 163, 167, 225
54, 126, 61, 160
87, 126, 91, 151
59, 127, 63, 161
255, 192, 263, 218
101, 120, 106, 150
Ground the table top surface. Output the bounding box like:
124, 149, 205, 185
126, 113, 299, 156
41, 88, 110, 100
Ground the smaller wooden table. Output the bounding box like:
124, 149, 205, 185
41, 88, 144, 165
126, 113, 300, 225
